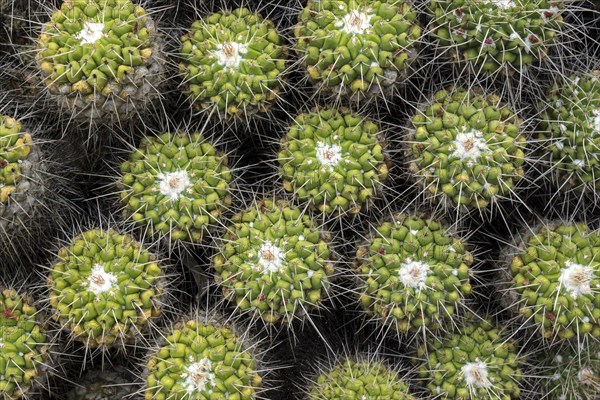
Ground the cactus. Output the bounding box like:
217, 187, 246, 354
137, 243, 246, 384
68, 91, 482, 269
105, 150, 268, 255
405, 87, 527, 214
35, 0, 165, 124
354, 212, 473, 335
178, 7, 287, 121
428, 0, 563, 76
47, 228, 166, 349
212, 198, 335, 326
293, 0, 422, 103
66, 365, 136, 400
118, 131, 233, 245
143, 314, 263, 400
277, 107, 389, 216
0, 287, 52, 399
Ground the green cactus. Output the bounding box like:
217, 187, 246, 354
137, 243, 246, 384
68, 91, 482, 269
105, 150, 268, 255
47, 228, 165, 348
536, 70, 600, 194
144, 317, 262, 400
35, 0, 165, 123
535, 342, 600, 400
179, 7, 287, 120
428, 0, 563, 75
213, 198, 335, 325
506, 222, 600, 342
0, 287, 51, 399
278, 107, 389, 215
308, 358, 418, 399
406, 87, 526, 212
66, 365, 135, 400
294, 0, 422, 102
417, 316, 523, 400
354, 213, 473, 334
118, 131, 233, 244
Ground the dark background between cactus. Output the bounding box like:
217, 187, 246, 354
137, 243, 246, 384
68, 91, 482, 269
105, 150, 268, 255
0, 0, 599, 399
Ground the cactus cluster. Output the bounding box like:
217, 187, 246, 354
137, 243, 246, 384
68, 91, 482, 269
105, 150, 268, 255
144, 317, 262, 400
505, 222, 600, 342
35, 0, 165, 123
429, 0, 564, 75
536, 70, 600, 195
406, 87, 526, 212
278, 108, 388, 215
0, 287, 51, 399
213, 199, 335, 325
179, 8, 287, 120
118, 131, 233, 244
294, 0, 422, 102
354, 213, 473, 334
47, 228, 165, 348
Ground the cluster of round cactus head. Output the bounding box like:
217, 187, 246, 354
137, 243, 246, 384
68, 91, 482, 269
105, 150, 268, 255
308, 357, 418, 399
406, 87, 526, 213
66, 365, 135, 400
294, 0, 422, 102
505, 221, 600, 343
354, 212, 473, 335
35, 0, 165, 123
428, 0, 563, 76
0, 287, 51, 399
213, 198, 335, 325
278, 107, 388, 216
534, 341, 600, 400
179, 7, 287, 121
118, 131, 233, 244
0, 114, 43, 235
47, 228, 165, 348
144, 316, 262, 400
417, 315, 523, 399
536, 70, 600, 195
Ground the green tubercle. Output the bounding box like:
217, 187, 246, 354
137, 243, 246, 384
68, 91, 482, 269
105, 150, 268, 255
355, 213, 473, 334
213, 199, 335, 325
48, 228, 165, 348
179, 7, 287, 119
278, 108, 388, 215
118, 131, 233, 244
144, 319, 262, 400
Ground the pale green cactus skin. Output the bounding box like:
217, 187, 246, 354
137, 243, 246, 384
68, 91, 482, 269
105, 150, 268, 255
0, 288, 50, 399
179, 7, 287, 119
144, 319, 262, 400
429, 0, 563, 75
294, 0, 422, 101
309, 358, 418, 400
213, 199, 335, 325
354, 213, 472, 334
417, 317, 523, 400
508, 222, 600, 342
537, 71, 600, 194
48, 228, 165, 348
278, 107, 388, 215
118, 131, 232, 244
36, 0, 165, 122
406, 87, 526, 211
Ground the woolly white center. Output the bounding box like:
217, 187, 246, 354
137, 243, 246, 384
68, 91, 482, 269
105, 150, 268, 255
452, 129, 490, 160
181, 357, 216, 393
339, 10, 373, 34
486, 0, 516, 8
591, 108, 600, 135
461, 361, 492, 388
559, 261, 594, 299
315, 142, 342, 166
257, 241, 285, 273
578, 367, 596, 385
213, 42, 248, 68
86, 263, 117, 295
158, 170, 191, 200
76, 22, 105, 45
398, 260, 430, 289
